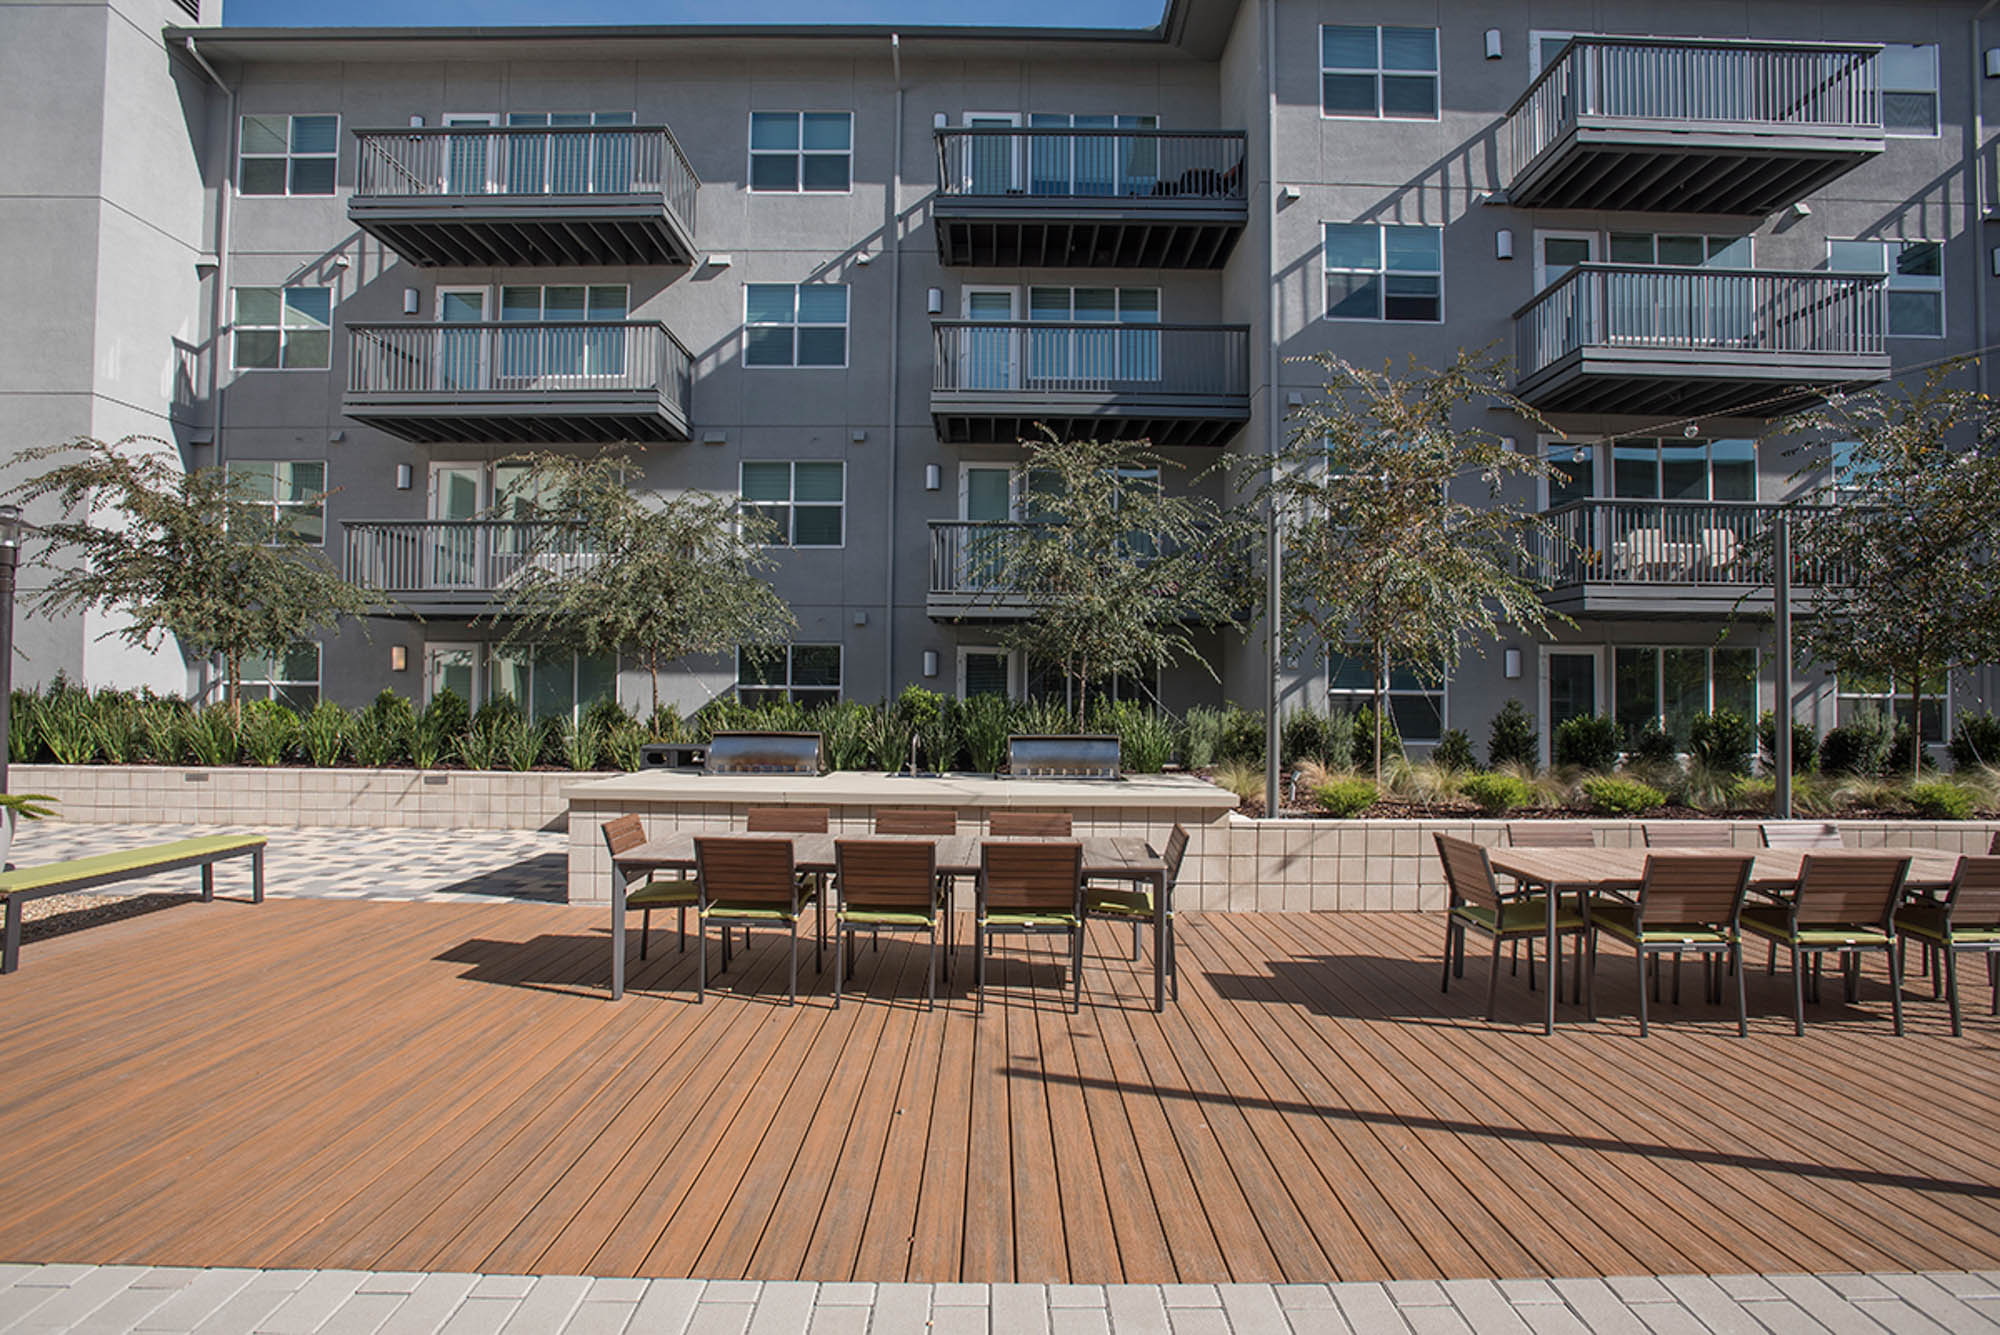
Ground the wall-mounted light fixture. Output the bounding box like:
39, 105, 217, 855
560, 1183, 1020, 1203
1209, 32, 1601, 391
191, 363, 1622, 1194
408, 114, 425, 127
402, 288, 420, 315
850, 429, 868, 443
924, 463, 941, 490
390, 645, 408, 672
1496, 228, 1515, 260
1504, 647, 1522, 680
1987, 48, 2000, 77
922, 650, 939, 677
1485, 29, 1503, 60
926, 287, 943, 314
395, 463, 412, 490
1278, 184, 1301, 202
852, 610, 869, 627
1285, 391, 1305, 407
855, 252, 874, 265
702, 430, 727, 445
706, 253, 733, 268
1791, 201, 1812, 218
331, 254, 351, 269
1991, 246, 2000, 278
933, 112, 948, 128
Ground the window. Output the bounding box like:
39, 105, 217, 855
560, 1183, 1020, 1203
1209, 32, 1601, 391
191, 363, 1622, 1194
1881, 44, 1940, 137
1028, 286, 1160, 382
235, 642, 321, 711
498, 284, 629, 378
227, 460, 326, 544
1829, 239, 1943, 338
1609, 438, 1756, 501
1328, 643, 1444, 742
505, 111, 636, 193
749, 112, 853, 192
738, 644, 841, 707
1828, 439, 1880, 504
1837, 669, 1948, 744
490, 647, 617, 724
1607, 233, 1752, 269
740, 461, 845, 547
744, 284, 849, 367
1321, 25, 1438, 119
1614, 646, 1758, 747
232, 287, 331, 370
239, 114, 338, 195
1324, 223, 1442, 322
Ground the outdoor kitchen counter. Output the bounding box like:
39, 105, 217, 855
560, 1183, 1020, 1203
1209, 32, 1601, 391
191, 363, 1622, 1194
562, 769, 1236, 904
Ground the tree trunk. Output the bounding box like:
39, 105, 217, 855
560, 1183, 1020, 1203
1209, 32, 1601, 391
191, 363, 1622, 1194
226, 651, 242, 724
1075, 656, 1090, 732
649, 653, 660, 720
1372, 636, 1386, 784
1908, 679, 1924, 782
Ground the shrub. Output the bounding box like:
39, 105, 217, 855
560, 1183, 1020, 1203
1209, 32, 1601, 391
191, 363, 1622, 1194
492, 709, 536, 771
1094, 698, 1173, 774
1430, 728, 1475, 772
1313, 777, 1377, 817
135, 697, 189, 764
950, 694, 1008, 774
1281, 707, 1332, 768
603, 719, 645, 772
902, 686, 961, 772
583, 696, 631, 736
1180, 706, 1225, 769
421, 689, 470, 749
38, 688, 97, 765
1344, 706, 1402, 771
1730, 776, 1776, 813
1580, 775, 1665, 817
298, 700, 351, 768
1758, 710, 1819, 775
455, 718, 500, 770
1208, 758, 1264, 804
1626, 723, 1678, 767
1886, 720, 1935, 777
1688, 708, 1754, 776
1553, 714, 1620, 771
237, 701, 298, 767
180, 707, 239, 767
474, 693, 522, 731
645, 703, 686, 743
1909, 780, 1976, 820
89, 692, 141, 764
813, 700, 878, 772
1216, 704, 1266, 767
9, 690, 41, 763
1820, 714, 1890, 776
1461, 771, 1534, 815
1018, 695, 1073, 738
558, 715, 606, 771
358, 690, 416, 767
1950, 713, 2000, 772
1488, 699, 1538, 770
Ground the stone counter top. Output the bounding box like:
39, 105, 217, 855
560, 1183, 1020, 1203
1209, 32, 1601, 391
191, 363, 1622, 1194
563, 768, 1237, 811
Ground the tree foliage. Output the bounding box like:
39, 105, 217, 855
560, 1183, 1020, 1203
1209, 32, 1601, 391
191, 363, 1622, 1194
968, 434, 1257, 728
1775, 365, 2000, 778
10, 437, 371, 715
493, 451, 795, 713
1257, 350, 1571, 780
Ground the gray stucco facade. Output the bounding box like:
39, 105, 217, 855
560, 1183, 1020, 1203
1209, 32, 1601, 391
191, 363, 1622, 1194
6, 0, 1998, 758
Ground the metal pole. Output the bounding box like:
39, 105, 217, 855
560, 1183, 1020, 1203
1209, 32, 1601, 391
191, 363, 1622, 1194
1262, 0, 1282, 819
1773, 512, 1792, 820
0, 544, 15, 796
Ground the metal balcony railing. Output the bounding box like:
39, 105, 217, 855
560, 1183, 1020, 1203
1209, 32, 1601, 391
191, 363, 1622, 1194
353, 124, 699, 232
1514, 265, 1886, 381
931, 322, 1250, 398
1507, 36, 1882, 174
1526, 499, 1846, 589
929, 521, 1052, 602
342, 519, 593, 597
346, 320, 692, 406
934, 128, 1247, 202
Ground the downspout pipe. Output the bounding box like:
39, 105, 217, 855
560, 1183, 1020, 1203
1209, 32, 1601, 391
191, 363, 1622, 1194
186, 36, 236, 707
1973, 3, 1996, 402
1262, 0, 1283, 817
884, 33, 904, 702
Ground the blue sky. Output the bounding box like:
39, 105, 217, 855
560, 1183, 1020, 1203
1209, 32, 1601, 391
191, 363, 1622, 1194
222, 0, 1166, 27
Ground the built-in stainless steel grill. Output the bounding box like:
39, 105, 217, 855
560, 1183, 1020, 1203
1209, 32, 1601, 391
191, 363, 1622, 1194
702, 731, 824, 776
1006, 734, 1122, 780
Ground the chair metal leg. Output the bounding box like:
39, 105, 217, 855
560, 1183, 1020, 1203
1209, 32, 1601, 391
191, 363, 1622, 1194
1889, 946, 1904, 1036
697, 915, 707, 1003
1441, 916, 1456, 994
834, 918, 844, 1008
1525, 938, 1536, 993
640, 908, 651, 962
1947, 945, 1963, 1037
1132, 920, 1142, 961
928, 922, 938, 1011
1672, 951, 1682, 1006
1636, 947, 1649, 1038
1732, 941, 1747, 1037
976, 918, 986, 1015
679, 907, 686, 953
1072, 926, 1084, 1013
1485, 933, 1502, 1022
789, 920, 798, 1007
1791, 945, 1805, 1035
1585, 928, 1598, 1023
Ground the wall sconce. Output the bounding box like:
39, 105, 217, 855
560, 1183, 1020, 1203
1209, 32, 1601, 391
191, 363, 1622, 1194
1987, 48, 2000, 78
850, 429, 868, 443
1504, 648, 1523, 680
402, 288, 420, 315
331, 254, 351, 270
702, 430, 727, 445
390, 645, 408, 672
1991, 247, 2000, 278
922, 650, 939, 678
408, 114, 425, 127
706, 253, 733, 268
1285, 391, 1305, 408
395, 463, 412, 490
1496, 228, 1514, 260
852, 610, 869, 626
933, 112, 948, 128
1278, 184, 1301, 202
924, 464, 941, 490
926, 287, 943, 315
1791, 201, 1812, 218
1485, 29, 1503, 60
855, 252, 874, 266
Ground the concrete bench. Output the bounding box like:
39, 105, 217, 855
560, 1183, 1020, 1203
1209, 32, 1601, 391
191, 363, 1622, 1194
1, 834, 266, 974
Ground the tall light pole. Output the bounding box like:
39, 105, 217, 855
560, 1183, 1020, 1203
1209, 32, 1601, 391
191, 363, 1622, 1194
0, 504, 21, 795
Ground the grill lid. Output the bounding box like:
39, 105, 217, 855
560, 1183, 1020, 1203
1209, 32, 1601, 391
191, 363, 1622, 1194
702, 731, 824, 775
1006, 734, 1122, 780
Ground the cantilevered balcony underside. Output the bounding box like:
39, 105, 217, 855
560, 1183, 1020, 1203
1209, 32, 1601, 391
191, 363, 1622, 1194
931, 321, 1250, 448
350, 125, 699, 267
1505, 37, 1884, 215
1513, 265, 1889, 418
933, 129, 1247, 269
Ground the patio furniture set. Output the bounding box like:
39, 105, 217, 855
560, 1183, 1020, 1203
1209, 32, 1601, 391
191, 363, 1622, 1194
1441, 823, 2000, 1037
603, 805, 1187, 1010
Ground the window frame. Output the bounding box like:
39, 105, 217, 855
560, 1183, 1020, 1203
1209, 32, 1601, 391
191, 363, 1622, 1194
238, 113, 339, 196
743, 283, 850, 369
737, 643, 843, 707
1836, 670, 1950, 745
1606, 436, 1760, 503
489, 645, 620, 724
1612, 644, 1760, 748
1327, 641, 1446, 744
1320, 24, 1440, 121
1322, 222, 1444, 324
739, 460, 846, 549
747, 110, 855, 194
225, 459, 327, 546
1826, 238, 1944, 339
233, 641, 322, 710
231, 285, 333, 371
1880, 43, 1941, 139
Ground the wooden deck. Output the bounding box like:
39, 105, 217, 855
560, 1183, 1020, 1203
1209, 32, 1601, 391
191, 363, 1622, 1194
2, 896, 1998, 1284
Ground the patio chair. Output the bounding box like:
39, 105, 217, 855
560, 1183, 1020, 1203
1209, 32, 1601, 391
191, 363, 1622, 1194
1435, 834, 1587, 1023
834, 838, 946, 1009
1739, 853, 1910, 1035
1991, 831, 2000, 856
601, 815, 697, 960
694, 835, 809, 1005
1585, 854, 1754, 1037
1760, 823, 1844, 850
745, 805, 828, 966
872, 807, 959, 959
1644, 824, 1738, 848
976, 839, 1086, 1014
1894, 855, 2000, 1036
1084, 824, 1187, 1000
990, 810, 1073, 837
1503, 823, 1595, 990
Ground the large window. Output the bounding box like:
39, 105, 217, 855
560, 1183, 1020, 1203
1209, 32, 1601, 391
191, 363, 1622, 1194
239, 114, 338, 195
744, 284, 849, 367
491, 647, 618, 724
235, 642, 321, 711
1607, 233, 1752, 269
1324, 223, 1442, 322
1610, 438, 1756, 501
738, 644, 842, 707
226, 460, 326, 544
1829, 239, 1943, 338
749, 112, 853, 192
1838, 670, 1948, 744
499, 284, 629, 378
1881, 44, 1940, 137
1614, 646, 1758, 747
741, 461, 844, 547
1328, 642, 1443, 743
1028, 286, 1160, 382
232, 287, 331, 370
1321, 25, 1439, 119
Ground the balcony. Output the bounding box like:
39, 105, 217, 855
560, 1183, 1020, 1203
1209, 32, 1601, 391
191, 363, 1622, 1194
1527, 498, 1841, 615
1505, 37, 1883, 215
341, 519, 590, 616
350, 125, 699, 267
927, 521, 1044, 619
931, 321, 1250, 448
932, 128, 1248, 268
1513, 265, 1888, 417
344, 321, 693, 445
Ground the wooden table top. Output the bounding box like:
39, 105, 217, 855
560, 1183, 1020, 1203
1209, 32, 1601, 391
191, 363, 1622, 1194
1485, 845, 1964, 893
615, 831, 1166, 881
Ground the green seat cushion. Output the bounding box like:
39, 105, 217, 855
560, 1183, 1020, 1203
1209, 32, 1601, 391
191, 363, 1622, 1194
0, 835, 266, 897
1085, 888, 1156, 919
983, 910, 1080, 928
702, 902, 800, 924
1588, 905, 1731, 947
1896, 906, 2000, 945
839, 907, 937, 928
1741, 906, 1890, 947
627, 876, 697, 909
1450, 901, 1585, 937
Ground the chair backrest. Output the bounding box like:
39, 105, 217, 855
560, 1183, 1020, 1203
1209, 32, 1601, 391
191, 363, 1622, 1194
1990, 830, 2000, 856
1163, 825, 1190, 890
979, 839, 1083, 913
1637, 854, 1753, 926
1793, 853, 1909, 926
1761, 822, 1844, 850
746, 805, 829, 834
1433, 834, 1501, 912
1945, 855, 2000, 928
601, 813, 646, 857
1644, 824, 1737, 849
874, 807, 957, 836
836, 838, 938, 910
989, 810, 1072, 838
1508, 822, 1595, 848
695, 836, 798, 907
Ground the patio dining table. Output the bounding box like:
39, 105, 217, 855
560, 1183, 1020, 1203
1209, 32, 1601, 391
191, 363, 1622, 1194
609, 831, 1172, 1008
1481, 846, 1965, 1035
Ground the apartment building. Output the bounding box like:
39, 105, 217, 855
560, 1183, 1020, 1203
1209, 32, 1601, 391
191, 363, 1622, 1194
5, 0, 1999, 760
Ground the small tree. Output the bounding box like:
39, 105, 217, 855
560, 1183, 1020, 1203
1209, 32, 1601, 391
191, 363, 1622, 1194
1259, 350, 1571, 781
495, 451, 795, 714
12, 437, 370, 717
1775, 366, 2000, 779
969, 434, 1256, 728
